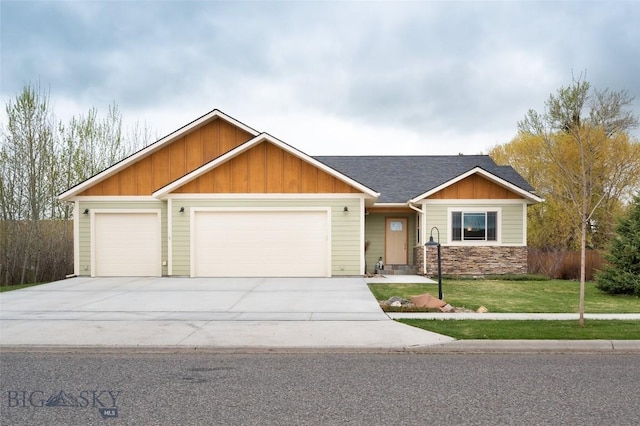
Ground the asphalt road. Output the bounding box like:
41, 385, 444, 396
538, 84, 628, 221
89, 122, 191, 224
1, 351, 638, 425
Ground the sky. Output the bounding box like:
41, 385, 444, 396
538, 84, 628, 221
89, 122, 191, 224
2, 1, 639, 156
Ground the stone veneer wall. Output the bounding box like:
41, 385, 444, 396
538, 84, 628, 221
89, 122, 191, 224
413, 245, 528, 276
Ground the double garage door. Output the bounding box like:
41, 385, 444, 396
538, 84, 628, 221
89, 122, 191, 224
193, 210, 330, 277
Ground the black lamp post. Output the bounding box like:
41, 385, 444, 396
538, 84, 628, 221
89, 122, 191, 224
425, 226, 443, 300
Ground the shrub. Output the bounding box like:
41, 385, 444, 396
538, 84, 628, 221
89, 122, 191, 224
596, 194, 640, 296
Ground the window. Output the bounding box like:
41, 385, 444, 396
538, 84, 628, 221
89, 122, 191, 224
451, 211, 497, 242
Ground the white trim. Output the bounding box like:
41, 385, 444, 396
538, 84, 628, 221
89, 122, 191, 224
190, 206, 333, 213
407, 202, 425, 273
90, 209, 162, 277
523, 204, 528, 245
153, 133, 380, 199
67, 196, 158, 202
409, 203, 427, 274
409, 167, 544, 204
360, 197, 365, 275
189, 207, 332, 278
422, 198, 530, 205
326, 208, 333, 278
165, 193, 369, 200
446, 207, 502, 245
74, 201, 80, 276
59, 110, 259, 201
167, 198, 173, 276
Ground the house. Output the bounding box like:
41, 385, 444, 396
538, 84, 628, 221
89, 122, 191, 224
59, 109, 542, 278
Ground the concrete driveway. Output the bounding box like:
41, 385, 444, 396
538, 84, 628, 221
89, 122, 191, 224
0, 277, 452, 349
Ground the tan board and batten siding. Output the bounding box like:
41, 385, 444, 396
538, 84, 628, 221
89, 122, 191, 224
174, 142, 360, 194
79, 119, 255, 196
427, 174, 524, 200
74, 118, 366, 277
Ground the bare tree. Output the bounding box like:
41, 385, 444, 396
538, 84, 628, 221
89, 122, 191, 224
1, 83, 155, 285
518, 74, 639, 326
0, 83, 57, 283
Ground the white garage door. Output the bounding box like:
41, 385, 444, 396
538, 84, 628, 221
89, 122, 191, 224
193, 210, 329, 277
93, 212, 161, 277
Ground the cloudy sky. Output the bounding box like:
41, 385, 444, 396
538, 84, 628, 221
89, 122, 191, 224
2, 1, 639, 155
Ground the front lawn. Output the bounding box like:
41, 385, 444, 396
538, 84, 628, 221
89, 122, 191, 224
399, 319, 640, 340
0, 283, 43, 292
369, 279, 640, 313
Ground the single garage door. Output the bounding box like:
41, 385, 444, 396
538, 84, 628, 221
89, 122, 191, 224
93, 212, 161, 277
193, 210, 329, 277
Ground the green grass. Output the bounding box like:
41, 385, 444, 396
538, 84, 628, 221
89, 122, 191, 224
399, 319, 640, 340
369, 279, 640, 313
0, 283, 44, 292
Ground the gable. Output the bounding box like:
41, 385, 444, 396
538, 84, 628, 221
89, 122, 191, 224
78, 118, 254, 196
173, 141, 361, 194
427, 174, 524, 200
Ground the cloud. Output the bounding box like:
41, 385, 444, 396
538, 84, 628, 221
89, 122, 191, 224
2, 1, 639, 154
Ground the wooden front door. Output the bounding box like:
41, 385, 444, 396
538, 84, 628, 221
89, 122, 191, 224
385, 218, 408, 264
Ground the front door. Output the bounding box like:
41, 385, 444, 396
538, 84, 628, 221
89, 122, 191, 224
385, 218, 408, 264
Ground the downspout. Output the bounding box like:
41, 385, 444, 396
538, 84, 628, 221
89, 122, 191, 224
408, 202, 426, 275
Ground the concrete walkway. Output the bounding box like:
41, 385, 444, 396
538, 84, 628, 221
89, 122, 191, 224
0, 277, 453, 349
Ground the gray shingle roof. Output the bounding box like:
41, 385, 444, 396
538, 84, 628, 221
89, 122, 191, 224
313, 155, 536, 203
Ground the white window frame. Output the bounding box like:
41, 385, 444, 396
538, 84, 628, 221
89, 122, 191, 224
447, 207, 501, 245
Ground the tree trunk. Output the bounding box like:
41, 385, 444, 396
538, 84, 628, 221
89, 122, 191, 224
579, 217, 587, 327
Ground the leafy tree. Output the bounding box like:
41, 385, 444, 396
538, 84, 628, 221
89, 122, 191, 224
516, 75, 639, 326
491, 132, 639, 251
595, 194, 640, 296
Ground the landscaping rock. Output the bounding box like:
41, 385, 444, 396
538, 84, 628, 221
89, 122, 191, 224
410, 293, 446, 308
386, 296, 409, 306
390, 301, 402, 307
440, 303, 455, 313
476, 306, 489, 313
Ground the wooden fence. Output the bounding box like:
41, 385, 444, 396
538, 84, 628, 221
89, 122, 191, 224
528, 248, 605, 281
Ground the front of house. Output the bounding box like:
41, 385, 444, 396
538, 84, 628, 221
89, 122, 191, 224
59, 109, 542, 278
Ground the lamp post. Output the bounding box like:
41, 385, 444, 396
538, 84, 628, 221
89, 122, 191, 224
425, 226, 443, 300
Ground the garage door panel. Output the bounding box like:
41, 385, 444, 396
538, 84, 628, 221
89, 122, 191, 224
94, 212, 161, 277
194, 210, 328, 277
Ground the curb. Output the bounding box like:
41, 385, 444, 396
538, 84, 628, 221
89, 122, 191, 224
406, 340, 640, 353
388, 313, 640, 320
2, 340, 640, 354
